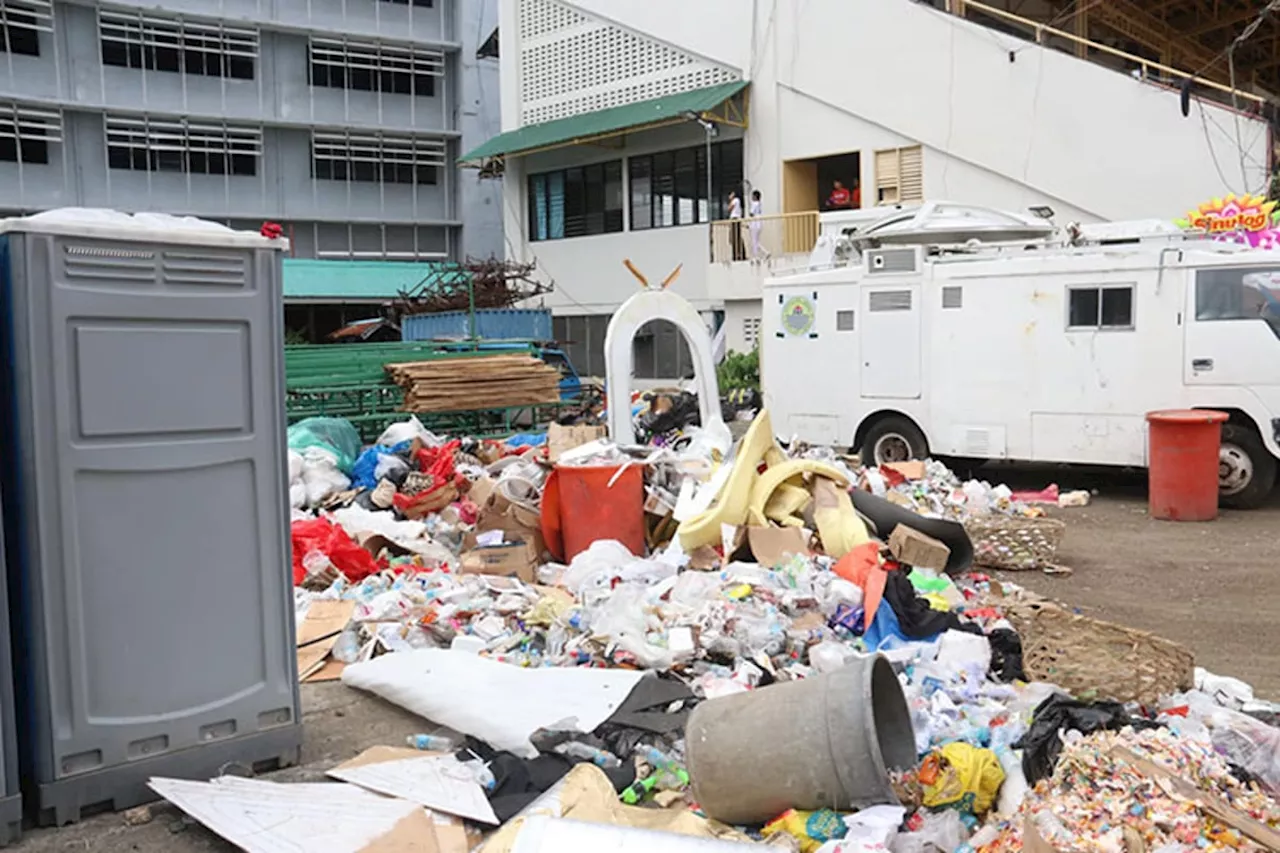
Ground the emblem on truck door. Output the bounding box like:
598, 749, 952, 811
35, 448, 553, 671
781, 295, 816, 336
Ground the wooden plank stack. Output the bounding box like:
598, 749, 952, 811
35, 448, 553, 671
386, 355, 562, 413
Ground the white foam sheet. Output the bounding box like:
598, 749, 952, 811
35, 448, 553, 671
149, 776, 421, 853
341, 649, 647, 758
328, 753, 498, 824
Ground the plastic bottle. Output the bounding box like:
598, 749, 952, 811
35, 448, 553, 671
331, 629, 362, 664
406, 734, 459, 752
639, 746, 689, 791
554, 741, 621, 768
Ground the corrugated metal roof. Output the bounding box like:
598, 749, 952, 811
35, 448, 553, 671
283, 259, 468, 301
458, 80, 748, 164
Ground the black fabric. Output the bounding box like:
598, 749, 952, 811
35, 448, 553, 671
601, 673, 694, 734
881, 570, 969, 638
462, 737, 636, 822
1015, 695, 1159, 783
850, 491, 974, 573
987, 628, 1026, 683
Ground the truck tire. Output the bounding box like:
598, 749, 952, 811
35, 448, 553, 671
860, 416, 928, 466
1219, 423, 1277, 510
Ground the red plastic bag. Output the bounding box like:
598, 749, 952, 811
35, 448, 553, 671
290, 516, 379, 585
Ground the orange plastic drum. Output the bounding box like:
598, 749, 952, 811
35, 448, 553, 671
1145, 409, 1229, 522
554, 462, 646, 561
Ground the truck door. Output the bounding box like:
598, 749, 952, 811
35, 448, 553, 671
860, 285, 922, 398
1184, 266, 1280, 389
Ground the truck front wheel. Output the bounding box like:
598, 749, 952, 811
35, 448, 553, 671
1219, 423, 1277, 510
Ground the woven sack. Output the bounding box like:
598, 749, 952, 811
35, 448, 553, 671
1005, 600, 1194, 704
964, 516, 1066, 570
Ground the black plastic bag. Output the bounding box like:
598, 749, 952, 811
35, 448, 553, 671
987, 628, 1026, 683
1015, 694, 1158, 783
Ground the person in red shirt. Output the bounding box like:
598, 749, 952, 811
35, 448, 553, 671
827, 180, 851, 209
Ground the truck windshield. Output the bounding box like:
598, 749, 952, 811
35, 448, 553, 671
1196, 267, 1280, 340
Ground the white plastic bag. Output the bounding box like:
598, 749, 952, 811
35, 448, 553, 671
300, 448, 350, 507
376, 416, 438, 448
561, 539, 634, 594
889, 810, 967, 853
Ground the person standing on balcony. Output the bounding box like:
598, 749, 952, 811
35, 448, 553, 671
749, 190, 764, 260
827, 180, 852, 210
728, 190, 746, 261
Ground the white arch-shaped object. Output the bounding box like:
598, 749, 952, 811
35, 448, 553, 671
604, 278, 727, 445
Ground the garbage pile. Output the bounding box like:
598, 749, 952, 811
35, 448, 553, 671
150, 409, 1278, 853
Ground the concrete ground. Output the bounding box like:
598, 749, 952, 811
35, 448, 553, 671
10, 470, 1280, 850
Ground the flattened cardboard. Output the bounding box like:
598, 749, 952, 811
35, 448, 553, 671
747, 525, 810, 566
297, 600, 358, 647
303, 658, 347, 684
548, 423, 607, 462
459, 540, 537, 583
296, 600, 357, 682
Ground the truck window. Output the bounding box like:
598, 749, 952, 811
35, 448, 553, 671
1196, 268, 1280, 339
1067, 285, 1134, 330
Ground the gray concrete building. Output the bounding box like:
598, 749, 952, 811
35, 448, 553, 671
0, 0, 502, 261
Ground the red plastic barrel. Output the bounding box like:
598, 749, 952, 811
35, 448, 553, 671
554, 462, 646, 561
1146, 409, 1229, 522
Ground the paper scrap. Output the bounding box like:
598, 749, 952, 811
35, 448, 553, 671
475, 529, 505, 547
150, 776, 438, 853
329, 753, 499, 825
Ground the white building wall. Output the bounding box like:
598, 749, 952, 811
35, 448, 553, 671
459, 0, 505, 260
496, 0, 1271, 326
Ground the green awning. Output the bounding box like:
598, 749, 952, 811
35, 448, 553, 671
283, 258, 468, 302
459, 79, 748, 165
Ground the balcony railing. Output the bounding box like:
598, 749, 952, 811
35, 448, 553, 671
709, 210, 820, 264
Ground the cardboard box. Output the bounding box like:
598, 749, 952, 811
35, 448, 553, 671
471, 481, 550, 560
459, 539, 537, 583
888, 524, 951, 571
547, 423, 607, 462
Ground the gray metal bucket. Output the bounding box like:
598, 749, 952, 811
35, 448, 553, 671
684, 655, 916, 825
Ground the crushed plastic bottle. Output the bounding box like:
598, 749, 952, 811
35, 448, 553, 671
554, 741, 621, 768
406, 734, 459, 752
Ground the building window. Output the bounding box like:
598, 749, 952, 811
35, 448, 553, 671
629, 138, 742, 230
874, 145, 923, 206
380, 0, 434, 6
527, 162, 623, 241
99, 10, 256, 80
311, 130, 444, 185
743, 316, 762, 347
0, 0, 48, 57
1067, 285, 1134, 329
309, 37, 442, 98
0, 102, 59, 164
105, 115, 261, 176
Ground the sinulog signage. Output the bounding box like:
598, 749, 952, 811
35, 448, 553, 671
1176, 192, 1280, 249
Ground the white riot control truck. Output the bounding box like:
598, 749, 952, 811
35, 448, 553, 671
761, 202, 1280, 508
